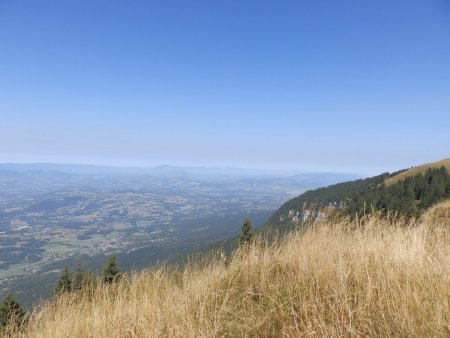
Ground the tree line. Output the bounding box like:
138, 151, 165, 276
343, 166, 450, 217
268, 166, 450, 229
53, 255, 121, 296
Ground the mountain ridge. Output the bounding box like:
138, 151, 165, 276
262, 158, 450, 231
384, 158, 450, 186
0, 163, 359, 179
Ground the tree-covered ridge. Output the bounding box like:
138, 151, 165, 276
384, 158, 450, 186
369, 166, 450, 216
265, 166, 450, 228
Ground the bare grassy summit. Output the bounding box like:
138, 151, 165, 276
3, 200, 450, 337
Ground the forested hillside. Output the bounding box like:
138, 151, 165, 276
265, 161, 450, 230
385, 158, 450, 186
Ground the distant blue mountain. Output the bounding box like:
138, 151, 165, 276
0, 163, 360, 180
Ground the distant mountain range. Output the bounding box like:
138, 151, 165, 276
0, 162, 359, 181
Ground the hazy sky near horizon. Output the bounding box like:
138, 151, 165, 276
0, 0, 449, 175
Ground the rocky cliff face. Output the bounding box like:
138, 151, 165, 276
285, 208, 325, 223
276, 200, 348, 227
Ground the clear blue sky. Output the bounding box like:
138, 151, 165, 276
0, 0, 449, 175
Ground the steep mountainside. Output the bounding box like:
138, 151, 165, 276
263, 159, 450, 231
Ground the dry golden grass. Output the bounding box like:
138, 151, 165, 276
3, 200, 450, 337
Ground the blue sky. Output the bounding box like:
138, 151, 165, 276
0, 0, 449, 175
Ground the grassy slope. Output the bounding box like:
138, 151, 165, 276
385, 158, 450, 186
4, 200, 450, 337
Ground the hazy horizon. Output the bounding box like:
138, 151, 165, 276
0, 160, 364, 177
0, 156, 447, 177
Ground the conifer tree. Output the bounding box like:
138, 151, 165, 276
54, 267, 72, 295
0, 294, 25, 328
102, 255, 120, 284
239, 218, 253, 246
72, 263, 85, 292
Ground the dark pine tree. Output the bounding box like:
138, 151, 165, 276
239, 218, 254, 246
102, 255, 120, 284
54, 267, 72, 295
0, 294, 26, 328
72, 263, 85, 292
